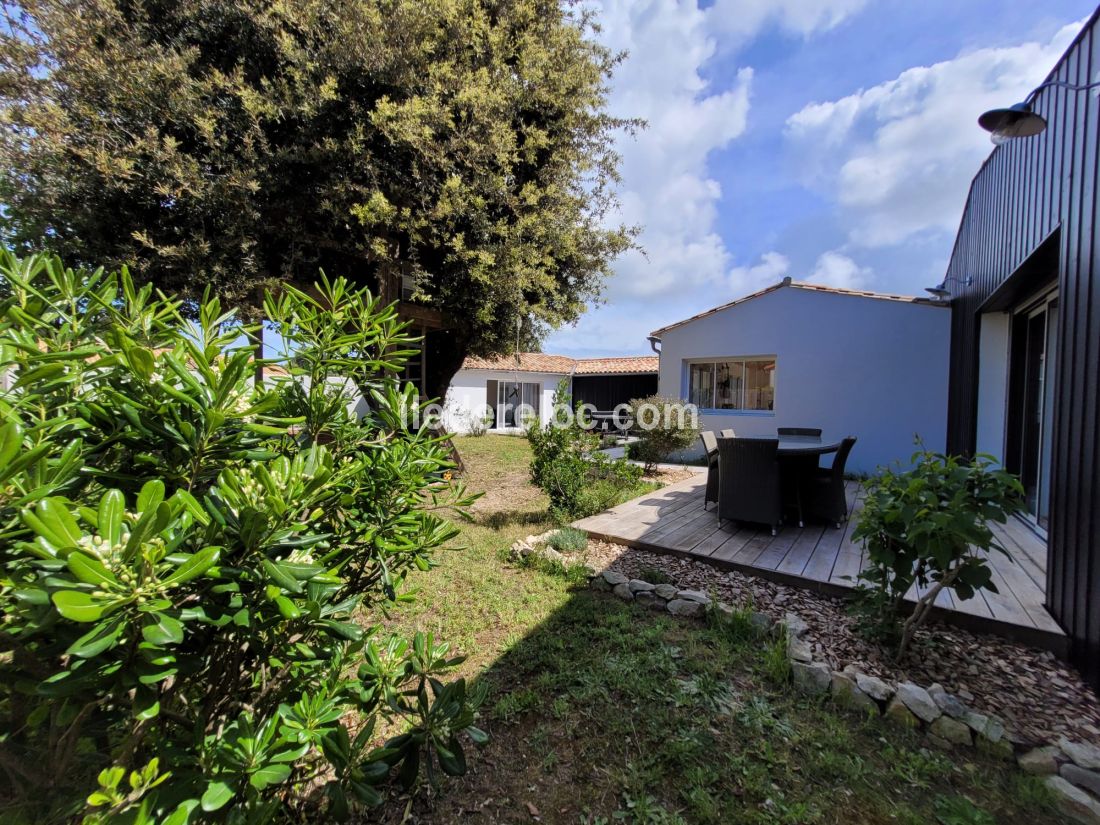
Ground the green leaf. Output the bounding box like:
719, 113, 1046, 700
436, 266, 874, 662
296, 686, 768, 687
66, 552, 118, 587
142, 613, 184, 646
162, 546, 221, 586
137, 480, 166, 513
128, 346, 156, 380
0, 419, 23, 468
134, 686, 161, 720
29, 497, 82, 549
51, 590, 108, 622
67, 618, 125, 658
262, 559, 304, 593
274, 596, 302, 620
98, 489, 125, 547
248, 763, 291, 791
200, 780, 235, 812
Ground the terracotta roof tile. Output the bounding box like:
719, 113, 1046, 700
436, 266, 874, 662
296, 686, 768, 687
573, 356, 659, 375
649, 277, 946, 336
461, 353, 658, 375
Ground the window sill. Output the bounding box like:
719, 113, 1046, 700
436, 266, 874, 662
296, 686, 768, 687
697, 409, 776, 417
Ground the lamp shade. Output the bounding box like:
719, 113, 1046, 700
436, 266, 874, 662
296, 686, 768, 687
924, 284, 952, 300
978, 102, 1048, 141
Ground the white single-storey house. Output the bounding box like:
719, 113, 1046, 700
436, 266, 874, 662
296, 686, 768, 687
650, 278, 951, 475
444, 353, 658, 433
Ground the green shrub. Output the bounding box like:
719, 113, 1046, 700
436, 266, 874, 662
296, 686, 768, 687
527, 381, 642, 521
0, 253, 483, 823
852, 447, 1024, 656
547, 527, 588, 553
626, 394, 700, 473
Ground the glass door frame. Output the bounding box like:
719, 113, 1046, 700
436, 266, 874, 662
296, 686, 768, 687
1010, 286, 1059, 535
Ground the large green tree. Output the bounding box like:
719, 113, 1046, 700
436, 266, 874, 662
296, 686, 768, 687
0, 0, 634, 396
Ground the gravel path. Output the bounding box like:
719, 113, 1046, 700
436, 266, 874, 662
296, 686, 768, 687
582, 540, 1100, 748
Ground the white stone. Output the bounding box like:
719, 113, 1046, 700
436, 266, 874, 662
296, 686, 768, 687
675, 589, 710, 604
929, 715, 973, 746
1062, 764, 1100, 798
830, 672, 879, 715
782, 612, 808, 639
791, 661, 831, 695
602, 570, 628, 587
653, 583, 678, 600
1017, 746, 1062, 776
788, 638, 813, 664
667, 598, 706, 618
927, 683, 968, 719
1061, 738, 1100, 771
1045, 776, 1100, 825
612, 583, 634, 601
855, 674, 895, 703
895, 682, 941, 724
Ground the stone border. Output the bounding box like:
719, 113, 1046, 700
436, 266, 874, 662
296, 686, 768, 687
584, 568, 1100, 824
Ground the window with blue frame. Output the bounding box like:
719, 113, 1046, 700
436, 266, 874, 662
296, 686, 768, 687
687, 358, 775, 411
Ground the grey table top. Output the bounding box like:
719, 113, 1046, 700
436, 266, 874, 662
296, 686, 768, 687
716, 434, 844, 456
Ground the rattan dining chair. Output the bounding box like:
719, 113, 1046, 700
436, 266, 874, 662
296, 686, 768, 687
717, 437, 782, 535
700, 431, 719, 509
805, 436, 857, 528
777, 427, 822, 437
719, 429, 735, 438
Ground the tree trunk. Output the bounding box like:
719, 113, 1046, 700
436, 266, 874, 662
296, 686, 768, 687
425, 327, 469, 405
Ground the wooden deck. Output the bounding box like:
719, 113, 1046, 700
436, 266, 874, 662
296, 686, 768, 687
574, 474, 1067, 654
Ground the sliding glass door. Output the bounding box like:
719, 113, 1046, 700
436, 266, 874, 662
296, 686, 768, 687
495, 381, 541, 428
1013, 291, 1058, 530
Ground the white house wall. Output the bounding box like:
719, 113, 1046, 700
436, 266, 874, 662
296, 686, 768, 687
443, 369, 567, 433
656, 287, 950, 475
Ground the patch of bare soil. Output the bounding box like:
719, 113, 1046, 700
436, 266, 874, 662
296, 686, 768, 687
640, 466, 696, 485
587, 540, 1100, 748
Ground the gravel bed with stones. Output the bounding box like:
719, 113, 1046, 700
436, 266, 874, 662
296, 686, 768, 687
582, 539, 1100, 748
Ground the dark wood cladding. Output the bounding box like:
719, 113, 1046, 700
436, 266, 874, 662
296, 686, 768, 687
571, 373, 658, 411
943, 10, 1100, 686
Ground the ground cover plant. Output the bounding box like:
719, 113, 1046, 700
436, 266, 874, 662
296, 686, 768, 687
378, 435, 1060, 824
852, 448, 1025, 655
0, 252, 480, 823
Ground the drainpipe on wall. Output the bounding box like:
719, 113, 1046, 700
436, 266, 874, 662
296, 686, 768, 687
647, 336, 661, 354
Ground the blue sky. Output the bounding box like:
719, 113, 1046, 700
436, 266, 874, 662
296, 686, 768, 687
543, 0, 1096, 358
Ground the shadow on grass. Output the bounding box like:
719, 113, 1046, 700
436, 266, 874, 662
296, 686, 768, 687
480, 509, 554, 529
382, 576, 1059, 825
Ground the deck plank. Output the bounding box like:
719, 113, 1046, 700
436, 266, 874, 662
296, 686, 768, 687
574, 474, 1065, 651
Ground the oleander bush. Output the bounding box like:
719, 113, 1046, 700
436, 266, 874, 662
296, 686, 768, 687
527, 381, 642, 521
852, 447, 1024, 656
0, 252, 482, 824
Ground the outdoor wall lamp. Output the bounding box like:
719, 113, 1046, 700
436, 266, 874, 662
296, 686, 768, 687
979, 78, 1100, 144
925, 275, 973, 300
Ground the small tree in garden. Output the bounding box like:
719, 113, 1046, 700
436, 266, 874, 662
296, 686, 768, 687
0, 252, 482, 823
852, 448, 1025, 657
527, 381, 642, 521
627, 394, 701, 473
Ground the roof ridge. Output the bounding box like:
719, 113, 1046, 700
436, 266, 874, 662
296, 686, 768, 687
650, 278, 944, 336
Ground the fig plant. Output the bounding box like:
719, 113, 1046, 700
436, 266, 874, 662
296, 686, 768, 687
0, 252, 481, 823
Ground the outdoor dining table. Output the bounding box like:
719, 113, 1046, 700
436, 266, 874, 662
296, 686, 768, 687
716, 434, 844, 526
716, 433, 845, 457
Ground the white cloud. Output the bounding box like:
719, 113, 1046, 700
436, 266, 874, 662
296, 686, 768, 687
546, 0, 871, 354
593, 0, 753, 299
808, 250, 871, 288
706, 0, 869, 46
727, 251, 790, 293
785, 20, 1084, 247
